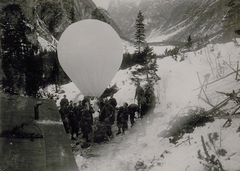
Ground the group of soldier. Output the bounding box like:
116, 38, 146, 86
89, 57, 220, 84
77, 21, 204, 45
59, 95, 94, 142
58, 82, 156, 145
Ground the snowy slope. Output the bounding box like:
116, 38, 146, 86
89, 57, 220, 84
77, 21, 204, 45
54, 40, 240, 171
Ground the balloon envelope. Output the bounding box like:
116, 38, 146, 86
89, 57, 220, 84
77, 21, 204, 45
57, 19, 123, 97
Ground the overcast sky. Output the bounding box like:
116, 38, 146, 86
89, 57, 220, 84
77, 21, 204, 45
92, 0, 110, 9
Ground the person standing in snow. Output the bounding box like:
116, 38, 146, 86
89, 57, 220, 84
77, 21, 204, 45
68, 104, 79, 140
128, 103, 139, 127
76, 100, 84, 127
108, 94, 117, 125
144, 84, 156, 114
80, 98, 94, 142
60, 94, 69, 109
59, 95, 70, 133
123, 102, 129, 129
143, 83, 156, 125
109, 94, 117, 109
68, 100, 74, 112
134, 81, 145, 118
59, 105, 70, 134
98, 99, 115, 137
116, 102, 128, 135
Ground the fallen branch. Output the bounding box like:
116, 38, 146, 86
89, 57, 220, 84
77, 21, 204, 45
205, 97, 231, 115
216, 90, 240, 103
236, 61, 239, 80
222, 118, 232, 128
232, 105, 240, 114
203, 90, 240, 116
223, 60, 240, 80
199, 96, 227, 115
192, 70, 240, 91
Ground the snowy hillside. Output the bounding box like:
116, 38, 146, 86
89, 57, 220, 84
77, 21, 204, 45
108, 0, 231, 43
54, 40, 240, 171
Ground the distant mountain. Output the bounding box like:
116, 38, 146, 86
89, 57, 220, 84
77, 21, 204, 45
108, 0, 238, 45
96, 7, 126, 39
0, 0, 238, 52
0, 0, 121, 52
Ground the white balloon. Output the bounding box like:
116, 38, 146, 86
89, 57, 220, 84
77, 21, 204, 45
57, 19, 123, 97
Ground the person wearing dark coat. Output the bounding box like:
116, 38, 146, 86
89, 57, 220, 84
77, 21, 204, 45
134, 82, 145, 118
108, 95, 117, 124
60, 94, 69, 109
72, 103, 78, 116
128, 103, 139, 127
116, 102, 128, 135
59, 95, 70, 133
80, 99, 93, 142
68, 100, 74, 112
144, 84, 156, 114
98, 100, 115, 137
59, 105, 70, 134
144, 84, 156, 125
68, 108, 79, 140
109, 95, 117, 108
76, 101, 84, 127
123, 102, 129, 129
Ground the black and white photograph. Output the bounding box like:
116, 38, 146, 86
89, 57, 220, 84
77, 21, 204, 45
0, 0, 240, 170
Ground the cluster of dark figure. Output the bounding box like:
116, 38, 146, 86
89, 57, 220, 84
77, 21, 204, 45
116, 83, 156, 135
59, 95, 94, 142
58, 83, 155, 146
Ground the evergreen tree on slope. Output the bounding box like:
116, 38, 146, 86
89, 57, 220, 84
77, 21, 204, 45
134, 11, 146, 54
1, 4, 28, 94
1, 4, 43, 96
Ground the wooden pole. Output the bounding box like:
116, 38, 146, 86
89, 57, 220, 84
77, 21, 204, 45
236, 61, 239, 80
197, 72, 210, 103
223, 60, 240, 81
192, 70, 240, 91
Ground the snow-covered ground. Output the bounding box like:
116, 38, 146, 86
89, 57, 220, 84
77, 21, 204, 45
52, 40, 240, 171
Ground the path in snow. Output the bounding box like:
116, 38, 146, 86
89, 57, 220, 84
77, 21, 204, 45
74, 112, 166, 171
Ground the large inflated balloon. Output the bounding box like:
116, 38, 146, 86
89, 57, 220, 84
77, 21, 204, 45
57, 19, 123, 97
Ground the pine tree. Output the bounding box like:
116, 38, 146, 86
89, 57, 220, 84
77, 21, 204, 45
25, 45, 43, 97
1, 4, 29, 94
92, 8, 108, 23
50, 51, 60, 93
134, 11, 146, 53
1, 4, 43, 96
132, 11, 160, 85
70, 5, 75, 23
141, 45, 160, 84
186, 35, 192, 49
132, 45, 160, 85
41, 51, 65, 92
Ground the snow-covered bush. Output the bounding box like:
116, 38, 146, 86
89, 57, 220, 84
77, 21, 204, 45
158, 106, 214, 144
